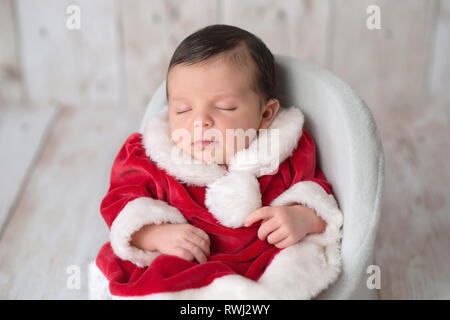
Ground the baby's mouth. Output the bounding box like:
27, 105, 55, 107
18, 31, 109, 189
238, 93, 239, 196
192, 139, 216, 149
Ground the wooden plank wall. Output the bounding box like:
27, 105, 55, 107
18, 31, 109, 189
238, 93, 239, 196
0, 0, 448, 299
0, 0, 22, 106
15, 0, 123, 109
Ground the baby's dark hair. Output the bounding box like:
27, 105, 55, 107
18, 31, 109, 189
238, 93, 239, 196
166, 24, 279, 106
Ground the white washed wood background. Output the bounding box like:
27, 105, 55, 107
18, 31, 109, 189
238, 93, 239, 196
0, 0, 449, 299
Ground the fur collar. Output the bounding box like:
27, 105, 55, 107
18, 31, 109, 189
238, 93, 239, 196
141, 105, 305, 228
142, 105, 304, 186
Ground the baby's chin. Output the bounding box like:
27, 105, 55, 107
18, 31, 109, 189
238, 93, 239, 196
184, 143, 231, 165
189, 148, 228, 165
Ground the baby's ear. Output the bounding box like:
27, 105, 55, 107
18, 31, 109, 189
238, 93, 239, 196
259, 98, 280, 130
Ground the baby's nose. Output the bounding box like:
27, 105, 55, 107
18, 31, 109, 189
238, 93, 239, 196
194, 117, 213, 128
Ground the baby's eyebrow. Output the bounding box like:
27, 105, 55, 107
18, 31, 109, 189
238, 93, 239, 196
212, 93, 242, 99
170, 93, 242, 102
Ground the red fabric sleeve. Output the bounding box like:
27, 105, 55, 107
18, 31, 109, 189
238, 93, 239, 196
286, 128, 333, 194
100, 132, 165, 229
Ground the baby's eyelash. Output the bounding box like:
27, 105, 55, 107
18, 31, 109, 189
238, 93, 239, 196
176, 107, 237, 114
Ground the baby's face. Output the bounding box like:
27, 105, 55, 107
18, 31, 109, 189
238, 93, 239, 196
167, 58, 272, 165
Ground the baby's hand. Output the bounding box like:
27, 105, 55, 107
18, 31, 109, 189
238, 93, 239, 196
132, 223, 211, 264
243, 205, 326, 249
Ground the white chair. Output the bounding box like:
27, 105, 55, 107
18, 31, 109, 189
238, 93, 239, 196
90, 54, 385, 299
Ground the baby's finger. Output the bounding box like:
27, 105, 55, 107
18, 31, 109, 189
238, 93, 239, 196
190, 226, 211, 245
267, 228, 288, 245
274, 236, 294, 249
176, 247, 195, 262
182, 240, 208, 264
244, 206, 273, 227
187, 232, 211, 256
257, 218, 280, 241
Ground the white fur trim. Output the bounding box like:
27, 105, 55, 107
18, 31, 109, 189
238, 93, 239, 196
205, 172, 262, 228
110, 197, 187, 268
228, 106, 304, 177
88, 262, 112, 300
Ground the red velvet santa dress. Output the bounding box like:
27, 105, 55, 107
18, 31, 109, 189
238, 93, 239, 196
95, 105, 344, 299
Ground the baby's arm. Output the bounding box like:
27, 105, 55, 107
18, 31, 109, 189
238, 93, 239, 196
245, 129, 342, 250
100, 133, 205, 268
130, 222, 211, 264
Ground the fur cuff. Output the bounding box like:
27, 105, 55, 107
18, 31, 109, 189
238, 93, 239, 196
270, 180, 343, 247
110, 197, 187, 268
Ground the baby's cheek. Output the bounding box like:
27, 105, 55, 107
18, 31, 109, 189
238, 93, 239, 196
219, 142, 232, 164
171, 129, 192, 150
224, 133, 250, 155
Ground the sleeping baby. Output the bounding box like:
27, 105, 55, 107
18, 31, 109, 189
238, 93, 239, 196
95, 24, 344, 299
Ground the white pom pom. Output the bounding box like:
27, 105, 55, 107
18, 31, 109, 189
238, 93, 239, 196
205, 172, 262, 228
